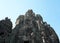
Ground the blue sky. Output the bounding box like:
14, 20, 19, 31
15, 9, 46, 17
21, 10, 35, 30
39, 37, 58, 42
0, 0, 60, 39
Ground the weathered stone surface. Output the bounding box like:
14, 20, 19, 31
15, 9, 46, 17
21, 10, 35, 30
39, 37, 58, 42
10, 9, 59, 43
0, 17, 12, 43
0, 9, 59, 43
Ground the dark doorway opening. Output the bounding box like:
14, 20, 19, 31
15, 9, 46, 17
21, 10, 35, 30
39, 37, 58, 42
24, 41, 29, 43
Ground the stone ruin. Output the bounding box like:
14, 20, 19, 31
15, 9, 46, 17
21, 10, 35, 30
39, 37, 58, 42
0, 10, 59, 43
0, 17, 12, 43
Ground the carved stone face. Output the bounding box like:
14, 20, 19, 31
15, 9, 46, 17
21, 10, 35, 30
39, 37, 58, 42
16, 23, 35, 43
0, 18, 12, 39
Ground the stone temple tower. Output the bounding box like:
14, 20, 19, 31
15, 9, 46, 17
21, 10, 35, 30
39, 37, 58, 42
0, 17, 12, 43
0, 10, 59, 43
9, 9, 59, 43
